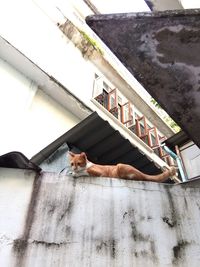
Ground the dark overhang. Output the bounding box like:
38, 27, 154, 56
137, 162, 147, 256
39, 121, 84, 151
86, 9, 200, 148
31, 112, 162, 175
0, 152, 41, 172
164, 130, 190, 150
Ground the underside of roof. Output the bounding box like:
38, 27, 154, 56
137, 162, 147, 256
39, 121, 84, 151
31, 112, 162, 175
164, 130, 190, 150
86, 9, 200, 148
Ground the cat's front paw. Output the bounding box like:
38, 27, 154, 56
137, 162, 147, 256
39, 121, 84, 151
72, 172, 80, 178
68, 170, 77, 177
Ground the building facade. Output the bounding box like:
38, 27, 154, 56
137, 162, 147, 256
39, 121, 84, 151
1, 2, 200, 266
0, 0, 175, 170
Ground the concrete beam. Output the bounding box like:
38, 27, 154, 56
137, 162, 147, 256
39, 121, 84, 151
0, 35, 92, 121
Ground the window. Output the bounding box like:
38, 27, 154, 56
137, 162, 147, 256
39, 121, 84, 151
148, 127, 159, 148
118, 103, 122, 121
93, 75, 112, 97
103, 81, 110, 92
92, 75, 171, 163
134, 112, 140, 120
121, 102, 132, 125
136, 116, 148, 137
108, 89, 117, 111
93, 74, 102, 97
118, 96, 122, 105
95, 89, 108, 109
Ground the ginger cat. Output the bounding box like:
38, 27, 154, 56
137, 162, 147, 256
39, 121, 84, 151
69, 152, 176, 183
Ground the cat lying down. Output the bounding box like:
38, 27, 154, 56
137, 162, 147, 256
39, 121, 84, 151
69, 152, 176, 183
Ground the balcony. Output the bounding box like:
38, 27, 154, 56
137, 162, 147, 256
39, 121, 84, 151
94, 78, 174, 166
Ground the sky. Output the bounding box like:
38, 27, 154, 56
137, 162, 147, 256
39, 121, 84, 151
181, 0, 200, 8
91, 0, 150, 13
92, 0, 150, 14
91, 0, 200, 13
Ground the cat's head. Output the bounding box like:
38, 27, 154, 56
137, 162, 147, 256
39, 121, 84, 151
69, 152, 87, 171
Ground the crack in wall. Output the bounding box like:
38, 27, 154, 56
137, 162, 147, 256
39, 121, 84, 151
13, 238, 78, 249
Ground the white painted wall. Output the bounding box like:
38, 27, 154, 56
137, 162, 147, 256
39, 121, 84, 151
0, 0, 95, 108
0, 58, 37, 156
24, 88, 80, 157
0, 168, 36, 267
0, 0, 172, 163
0, 58, 80, 158
0, 0, 102, 159
0, 0, 173, 125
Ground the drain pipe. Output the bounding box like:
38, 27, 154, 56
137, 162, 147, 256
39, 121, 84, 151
163, 144, 188, 182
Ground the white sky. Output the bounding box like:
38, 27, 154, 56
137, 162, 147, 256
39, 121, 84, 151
181, 0, 200, 8
91, 0, 200, 13
91, 0, 150, 13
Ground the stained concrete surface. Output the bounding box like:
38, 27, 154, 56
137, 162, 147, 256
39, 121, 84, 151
0, 168, 36, 267
86, 10, 200, 148
5, 171, 200, 267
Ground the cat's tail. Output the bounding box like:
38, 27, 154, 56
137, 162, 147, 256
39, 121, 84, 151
145, 166, 177, 182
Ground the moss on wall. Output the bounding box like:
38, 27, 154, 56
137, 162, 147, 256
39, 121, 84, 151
59, 19, 103, 58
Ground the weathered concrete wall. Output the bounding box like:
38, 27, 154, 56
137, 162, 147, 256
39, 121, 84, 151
0, 168, 37, 267
1, 170, 199, 267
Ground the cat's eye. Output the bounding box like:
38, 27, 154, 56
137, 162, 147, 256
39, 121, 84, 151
71, 163, 74, 166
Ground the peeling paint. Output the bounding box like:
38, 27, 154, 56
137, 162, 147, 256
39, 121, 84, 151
162, 216, 176, 228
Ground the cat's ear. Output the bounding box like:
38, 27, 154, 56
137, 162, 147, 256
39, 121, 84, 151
69, 151, 75, 158
80, 152, 87, 159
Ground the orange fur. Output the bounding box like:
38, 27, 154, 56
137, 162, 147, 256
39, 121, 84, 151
69, 152, 176, 183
